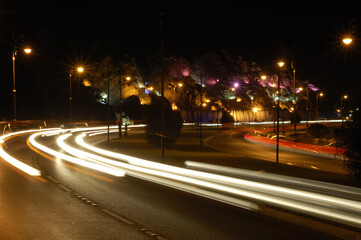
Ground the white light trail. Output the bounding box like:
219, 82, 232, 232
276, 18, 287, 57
12, 126, 360, 229
0, 129, 59, 176
28, 130, 125, 177
73, 131, 361, 228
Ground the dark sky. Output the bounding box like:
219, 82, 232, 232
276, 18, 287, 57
1, 1, 361, 119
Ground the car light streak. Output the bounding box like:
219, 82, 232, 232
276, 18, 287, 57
0, 129, 59, 176
72, 131, 361, 228
75, 134, 361, 213
10, 126, 358, 229
185, 161, 361, 200
28, 131, 125, 177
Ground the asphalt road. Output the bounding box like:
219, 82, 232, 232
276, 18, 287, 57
205, 128, 345, 175
0, 128, 344, 240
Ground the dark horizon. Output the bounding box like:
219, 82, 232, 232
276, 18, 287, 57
1, 2, 361, 119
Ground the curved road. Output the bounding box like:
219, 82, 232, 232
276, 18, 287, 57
0, 126, 358, 239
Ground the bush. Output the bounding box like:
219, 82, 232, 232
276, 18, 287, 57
342, 109, 361, 181
306, 123, 329, 138
220, 110, 235, 124
123, 95, 145, 120
145, 95, 183, 148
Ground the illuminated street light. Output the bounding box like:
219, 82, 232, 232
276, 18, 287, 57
341, 94, 348, 127
343, 38, 353, 45
261, 75, 267, 80
316, 92, 324, 119
252, 107, 258, 122
69, 66, 84, 121
119, 76, 132, 137
276, 61, 285, 164
24, 48, 32, 54
12, 46, 32, 120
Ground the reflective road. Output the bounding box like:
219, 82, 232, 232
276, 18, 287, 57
1, 126, 359, 239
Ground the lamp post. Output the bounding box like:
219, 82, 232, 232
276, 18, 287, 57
118, 76, 131, 137
276, 61, 284, 164
292, 61, 297, 136
306, 88, 309, 127
12, 47, 32, 120
252, 107, 258, 122
69, 66, 84, 121
341, 94, 348, 127
271, 81, 276, 133
316, 92, 324, 119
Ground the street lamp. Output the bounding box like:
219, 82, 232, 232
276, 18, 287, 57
12, 47, 32, 120
343, 38, 353, 45
118, 76, 131, 137
341, 94, 348, 127
316, 92, 324, 119
69, 66, 84, 121
276, 61, 285, 164
252, 107, 258, 121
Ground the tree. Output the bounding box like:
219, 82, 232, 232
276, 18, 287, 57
145, 94, 183, 148
342, 104, 361, 181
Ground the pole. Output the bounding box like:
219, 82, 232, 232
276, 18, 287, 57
276, 72, 281, 164
160, 12, 165, 161
200, 73, 203, 146
293, 62, 297, 136
316, 94, 319, 120
306, 89, 309, 127
69, 72, 72, 121
341, 97, 344, 127
119, 78, 123, 137
12, 49, 17, 121
107, 62, 110, 143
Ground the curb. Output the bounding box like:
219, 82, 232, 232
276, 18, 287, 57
244, 133, 344, 160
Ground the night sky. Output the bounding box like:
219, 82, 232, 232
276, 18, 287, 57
1, 2, 361, 119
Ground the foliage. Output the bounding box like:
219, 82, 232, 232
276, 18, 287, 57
220, 110, 235, 124
145, 95, 183, 148
342, 107, 361, 181
306, 123, 329, 138
122, 95, 145, 121
84, 50, 320, 124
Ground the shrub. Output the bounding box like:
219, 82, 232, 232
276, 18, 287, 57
145, 95, 183, 148
220, 110, 235, 124
342, 109, 361, 181
306, 123, 329, 138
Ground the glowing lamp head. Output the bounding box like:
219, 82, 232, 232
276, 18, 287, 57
234, 82, 239, 88
278, 61, 285, 67
77, 67, 84, 73
344, 95, 348, 99
125, 76, 131, 81
252, 107, 258, 113
261, 75, 266, 80
178, 83, 183, 87
343, 38, 352, 45
24, 48, 32, 54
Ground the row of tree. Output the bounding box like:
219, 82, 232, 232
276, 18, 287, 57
77, 50, 320, 123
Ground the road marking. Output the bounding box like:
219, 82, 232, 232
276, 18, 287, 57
101, 209, 135, 225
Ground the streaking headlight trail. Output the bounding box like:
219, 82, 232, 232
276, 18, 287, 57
0, 129, 60, 176
19, 126, 361, 229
